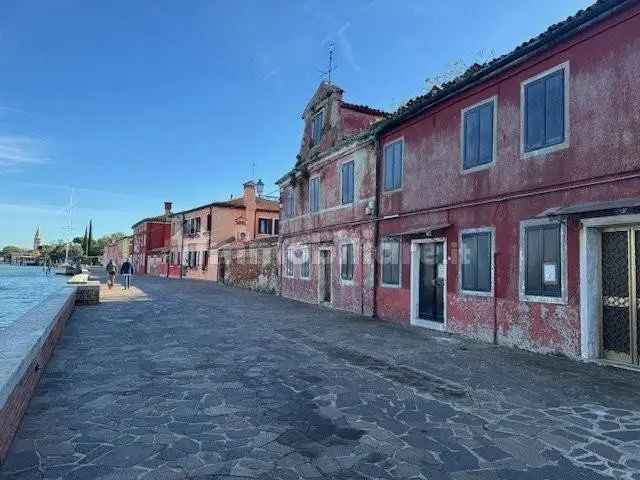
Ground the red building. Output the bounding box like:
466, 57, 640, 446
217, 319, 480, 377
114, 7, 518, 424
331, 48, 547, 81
277, 82, 387, 314
131, 202, 172, 275
374, 0, 640, 363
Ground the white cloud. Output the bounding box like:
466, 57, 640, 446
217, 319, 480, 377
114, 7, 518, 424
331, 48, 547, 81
0, 135, 49, 168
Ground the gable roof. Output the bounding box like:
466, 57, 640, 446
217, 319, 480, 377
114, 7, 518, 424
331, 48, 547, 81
378, 0, 635, 133
340, 101, 389, 118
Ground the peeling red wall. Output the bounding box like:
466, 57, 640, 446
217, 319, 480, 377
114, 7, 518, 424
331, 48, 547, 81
375, 5, 640, 357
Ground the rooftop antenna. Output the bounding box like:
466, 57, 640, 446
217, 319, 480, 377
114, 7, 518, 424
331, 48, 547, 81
319, 42, 337, 85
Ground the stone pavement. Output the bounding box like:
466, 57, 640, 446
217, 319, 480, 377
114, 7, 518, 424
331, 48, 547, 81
2, 274, 640, 479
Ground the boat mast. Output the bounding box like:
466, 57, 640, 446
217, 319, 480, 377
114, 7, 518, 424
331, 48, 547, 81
63, 188, 74, 265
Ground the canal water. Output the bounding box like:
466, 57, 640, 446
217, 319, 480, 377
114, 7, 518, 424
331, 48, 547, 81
0, 264, 66, 328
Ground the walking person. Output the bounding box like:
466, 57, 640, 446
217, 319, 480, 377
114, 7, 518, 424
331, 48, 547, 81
106, 260, 116, 289
120, 258, 134, 290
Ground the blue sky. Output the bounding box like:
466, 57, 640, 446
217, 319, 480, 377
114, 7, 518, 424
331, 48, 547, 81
0, 0, 592, 248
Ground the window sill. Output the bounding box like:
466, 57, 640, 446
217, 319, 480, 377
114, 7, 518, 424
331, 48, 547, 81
461, 161, 495, 175
519, 293, 567, 305
381, 282, 401, 289
382, 187, 402, 195
339, 278, 355, 286
460, 289, 493, 298
521, 140, 569, 159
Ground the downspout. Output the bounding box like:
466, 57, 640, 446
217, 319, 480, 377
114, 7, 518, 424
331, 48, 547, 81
493, 251, 498, 345
180, 213, 184, 279
360, 236, 364, 315
208, 206, 213, 279
371, 136, 381, 318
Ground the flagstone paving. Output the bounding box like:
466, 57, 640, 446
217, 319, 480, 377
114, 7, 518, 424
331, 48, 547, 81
2, 274, 640, 479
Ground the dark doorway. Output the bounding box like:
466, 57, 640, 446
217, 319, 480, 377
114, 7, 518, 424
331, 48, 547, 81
418, 241, 445, 323
602, 227, 639, 364
320, 250, 331, 303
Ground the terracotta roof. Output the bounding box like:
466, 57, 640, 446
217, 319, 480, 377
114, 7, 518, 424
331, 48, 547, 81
131, 215, 170, 229
379, 0, 634, 132
340, 101, 389, 118
174, 196, 279, 216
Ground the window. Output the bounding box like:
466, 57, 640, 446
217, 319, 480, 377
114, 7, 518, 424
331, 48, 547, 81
283, 187, 295, 217
381, 239, 401, 286
309, 177, 321, 213
341, 161, 354, 205
206, 213, 212, 232
273, 219, 279, 235
311, 109, 324, 145
524, 67, 566, 152
187, 251, 199, 268
463, 100, 495, 170
383, 140, 403, 191
286, 248, 294, 277
202, 251, 209, 271
258, 218, 272, 235
523, 223, 562, 298
340, 243, 354, 281
301, 248, 310, 278
461, 231, 492, 293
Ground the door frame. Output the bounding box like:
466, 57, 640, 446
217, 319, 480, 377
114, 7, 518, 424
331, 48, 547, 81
580, 214, 640, 361
600, 225, 639, 364
410, 237, 447, 331
318, 247, 333, 306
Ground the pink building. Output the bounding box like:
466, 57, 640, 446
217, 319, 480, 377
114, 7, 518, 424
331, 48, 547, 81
277, 82, 387, 314
154, 181, 279, 281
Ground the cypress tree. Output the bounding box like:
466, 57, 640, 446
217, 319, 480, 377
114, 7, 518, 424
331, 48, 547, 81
87, 220, 93, 256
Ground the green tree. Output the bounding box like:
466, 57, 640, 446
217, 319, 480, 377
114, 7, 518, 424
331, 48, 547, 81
95, 232, 127, 256
87, 220, 93, 256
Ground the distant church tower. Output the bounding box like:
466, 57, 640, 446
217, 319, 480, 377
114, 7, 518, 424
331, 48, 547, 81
33, 226, 42, 251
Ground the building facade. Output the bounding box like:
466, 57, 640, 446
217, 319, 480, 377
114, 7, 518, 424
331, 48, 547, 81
152, 181, 279, 281
277, 83, 387, 314
102, 235, 133, 268
374, 0, 640, 363
131, 202, 172, 275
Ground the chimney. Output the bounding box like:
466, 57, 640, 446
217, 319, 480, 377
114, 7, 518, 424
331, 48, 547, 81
243, 181, 257, 240
164, 201, 172, 216
243, 181, 256, 204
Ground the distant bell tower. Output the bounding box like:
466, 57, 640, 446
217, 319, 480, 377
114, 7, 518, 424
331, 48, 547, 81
33, 226, 42, 251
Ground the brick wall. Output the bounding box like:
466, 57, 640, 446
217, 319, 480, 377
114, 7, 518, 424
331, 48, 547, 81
219, 239, 279, 294
0, 293, 75, 463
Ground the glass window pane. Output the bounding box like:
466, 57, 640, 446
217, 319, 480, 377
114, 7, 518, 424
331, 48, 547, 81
525, 79, 546, 151
545, 70, 564, 145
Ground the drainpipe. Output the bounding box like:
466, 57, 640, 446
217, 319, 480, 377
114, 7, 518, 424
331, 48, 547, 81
180, 213, 184, 279
208, 206, 213, 279
371, 137, 381, 319
493, 251, 498, 345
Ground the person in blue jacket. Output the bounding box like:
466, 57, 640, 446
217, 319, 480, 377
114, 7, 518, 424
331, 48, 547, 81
120, 258, 134, 289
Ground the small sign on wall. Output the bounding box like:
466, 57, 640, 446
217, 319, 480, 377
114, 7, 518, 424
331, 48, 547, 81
543, 262, 557, 285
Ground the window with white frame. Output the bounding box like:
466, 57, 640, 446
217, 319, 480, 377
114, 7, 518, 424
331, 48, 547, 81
285, 247, 294, 277
381, 238, 401, 286
460, 231, 492, 293
340, 243, 354, 281
309, 177, 321, 213
258, 218, 272, 235
523, 66, 566, 153
341, 161, 354, 205
300, 247, 310, 278
283, 187, 295, 217
462, 99, 495, 170
311, 109, 324, 145
523, 222, 562, 298
383, 140, 403, 191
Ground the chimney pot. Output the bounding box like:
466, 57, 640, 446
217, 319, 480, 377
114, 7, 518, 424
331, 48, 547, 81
164, 201, 172, 216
